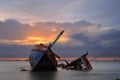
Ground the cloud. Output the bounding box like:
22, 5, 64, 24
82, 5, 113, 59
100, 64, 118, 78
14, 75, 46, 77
0, 19, 29, 40
0, 19, 99, 45
71, 29, 120, 57
0, 19, 69, 45
0, 0, 120, 27
0, 43, 32, 58
0, 19, 120, 57
0, 0, 76, 22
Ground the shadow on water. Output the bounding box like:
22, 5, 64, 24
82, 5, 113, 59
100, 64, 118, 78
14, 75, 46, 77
29, 71, 58, 80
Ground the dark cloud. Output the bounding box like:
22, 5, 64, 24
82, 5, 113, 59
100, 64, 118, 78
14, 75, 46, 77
53, 44, 88, 57
0, 43, 32, 58
71, 29, 120, 57
0, 19, 120, 58
0, 19, 30, 40
99, 30, 120, 41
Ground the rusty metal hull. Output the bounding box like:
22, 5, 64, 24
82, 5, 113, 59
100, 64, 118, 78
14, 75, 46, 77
29, 49, 57, 71
62, 53, 92, 70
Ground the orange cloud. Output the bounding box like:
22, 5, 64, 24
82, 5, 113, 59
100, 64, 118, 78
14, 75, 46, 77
0, 32, 69, 45
24, 33, 69, 45
0, 19, 70, 45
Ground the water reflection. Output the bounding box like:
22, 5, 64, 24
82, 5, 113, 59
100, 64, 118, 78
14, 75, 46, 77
29, 71, 57, 80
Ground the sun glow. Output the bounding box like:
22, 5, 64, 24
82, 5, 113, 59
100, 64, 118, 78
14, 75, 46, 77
26, 34, 69, 45
0, 33, 69, 45
26, 36, 50, 44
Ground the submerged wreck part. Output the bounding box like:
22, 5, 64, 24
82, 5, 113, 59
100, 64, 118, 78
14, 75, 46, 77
62, 52, 92, 70
81, 53, 93, 70
29, 31, 64, 71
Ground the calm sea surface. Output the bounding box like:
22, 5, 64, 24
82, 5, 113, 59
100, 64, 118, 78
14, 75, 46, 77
0, 61, 120, 80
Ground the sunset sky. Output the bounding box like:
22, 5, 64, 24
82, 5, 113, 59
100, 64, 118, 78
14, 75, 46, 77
0, 0, 120, 58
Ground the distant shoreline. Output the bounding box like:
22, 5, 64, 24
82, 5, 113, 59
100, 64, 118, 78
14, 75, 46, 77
0, 57, 120, 61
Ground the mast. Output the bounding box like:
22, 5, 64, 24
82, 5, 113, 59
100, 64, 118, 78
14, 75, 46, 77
46, 30, 64, 58
48, 30, 64, 49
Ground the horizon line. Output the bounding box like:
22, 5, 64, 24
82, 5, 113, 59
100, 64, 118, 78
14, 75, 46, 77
0, 57, 120, 61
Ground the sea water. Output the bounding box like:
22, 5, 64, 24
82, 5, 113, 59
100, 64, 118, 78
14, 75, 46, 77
0, 61, 120, 80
